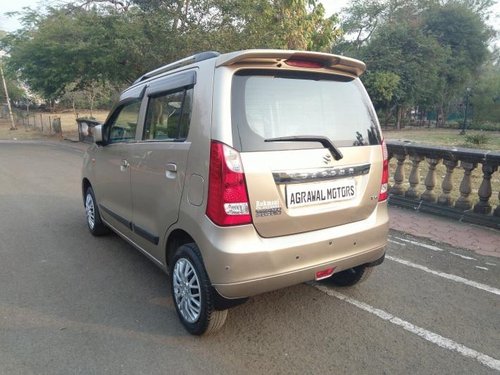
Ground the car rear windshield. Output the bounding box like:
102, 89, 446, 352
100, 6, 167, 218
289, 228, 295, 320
231, 70, 381, 152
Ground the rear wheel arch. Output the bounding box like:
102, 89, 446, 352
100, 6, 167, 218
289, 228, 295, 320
165, 231, 248, 311
322, 264, 374, 287
170, 242, 228, 335
84, 185, 109, 236
82, 178, 92, 205
165, 229, 195, 268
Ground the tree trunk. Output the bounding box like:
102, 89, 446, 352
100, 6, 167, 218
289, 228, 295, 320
384, 110, 392, 128
396, 106, 402, 130
172, 0, 186, 31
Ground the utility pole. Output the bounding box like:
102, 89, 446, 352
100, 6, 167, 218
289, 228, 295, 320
0, 63, 16, 130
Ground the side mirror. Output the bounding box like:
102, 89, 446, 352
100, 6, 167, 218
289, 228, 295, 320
94, 124, 104, 145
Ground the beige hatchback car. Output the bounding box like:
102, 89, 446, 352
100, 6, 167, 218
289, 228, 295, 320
82, 49, 389, 335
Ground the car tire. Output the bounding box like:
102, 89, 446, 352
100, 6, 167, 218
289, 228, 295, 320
170, 243, 228, 335
323, 265, 374, 287
84, 186, 109, 236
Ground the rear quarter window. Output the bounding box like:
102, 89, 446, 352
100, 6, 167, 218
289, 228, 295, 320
231, 70, 381, 151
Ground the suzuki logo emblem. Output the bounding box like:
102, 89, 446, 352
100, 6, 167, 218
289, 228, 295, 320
323, 154, 332, 164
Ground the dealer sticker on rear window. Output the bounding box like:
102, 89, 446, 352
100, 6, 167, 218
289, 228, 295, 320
286, 179, 356, 208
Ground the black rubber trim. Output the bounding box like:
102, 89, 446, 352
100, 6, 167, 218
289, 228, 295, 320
99, 205, 132, 229
132, 224, 160, 245
99, 205, 160, 245
366, 253, 385, 267
212, 288, 248, 310
265, 136, 343, 161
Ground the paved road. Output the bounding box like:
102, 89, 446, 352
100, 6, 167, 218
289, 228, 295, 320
0, 141, 499, 375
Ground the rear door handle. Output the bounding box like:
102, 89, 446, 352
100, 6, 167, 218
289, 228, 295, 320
166, 163, 177, 179
166, 163, 177, 172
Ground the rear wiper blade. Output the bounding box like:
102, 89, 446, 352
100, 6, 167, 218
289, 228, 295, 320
265, 136, 343, 161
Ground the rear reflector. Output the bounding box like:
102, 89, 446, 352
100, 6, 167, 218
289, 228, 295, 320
315, 267, 335, 281
379, 139, 389, 202
206, 141, 252, 226
285, 59, 323, 69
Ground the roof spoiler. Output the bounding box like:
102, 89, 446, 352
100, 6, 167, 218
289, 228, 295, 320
215, 49, 366, 77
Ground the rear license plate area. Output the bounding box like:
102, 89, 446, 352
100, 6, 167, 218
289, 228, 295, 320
286, 179, 356, 208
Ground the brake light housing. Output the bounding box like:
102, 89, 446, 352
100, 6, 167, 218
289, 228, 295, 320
284, 59, 323, 69
315, 267, 336, 281
206, 141, 252, 226
379, 139, 389, 202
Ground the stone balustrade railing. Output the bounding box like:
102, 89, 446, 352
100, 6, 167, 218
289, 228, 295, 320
386, 140, 500, 229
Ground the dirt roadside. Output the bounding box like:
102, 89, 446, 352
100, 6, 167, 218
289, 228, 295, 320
0, 110, 108, 141
0, 118, 51, 140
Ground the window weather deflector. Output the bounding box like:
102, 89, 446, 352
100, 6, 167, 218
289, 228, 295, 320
265, 136, 343, 161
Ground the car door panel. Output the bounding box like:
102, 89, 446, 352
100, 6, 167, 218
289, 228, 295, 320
91, 91, 144, 236
129, 72, 195, 260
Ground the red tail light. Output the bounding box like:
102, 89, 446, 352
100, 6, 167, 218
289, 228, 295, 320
379, 139, 389, 202
206, 141, 252, 226
315, 267, 336, 281
285, 59, 323, 69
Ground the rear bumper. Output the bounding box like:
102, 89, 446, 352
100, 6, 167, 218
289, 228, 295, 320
198, 202, 389, 299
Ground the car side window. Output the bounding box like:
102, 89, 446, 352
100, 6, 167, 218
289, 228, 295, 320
108, 100, 141, 143
143, 88, 193, 141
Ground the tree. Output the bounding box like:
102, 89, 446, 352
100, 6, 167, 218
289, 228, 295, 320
2, 0, 340, 104
241, 0, 340, 51
3, 9, 111, 104
0, 76, 25, 104
0, 57, 26, 105
362, 71, 400, 126
336, 0, 492, 128
470, 61, 500, 124
336, 0, 386, 54
362, 21, 448, 128
422, 2, 492, 125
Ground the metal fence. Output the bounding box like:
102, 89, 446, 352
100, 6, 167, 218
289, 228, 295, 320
12, 110, 62, 135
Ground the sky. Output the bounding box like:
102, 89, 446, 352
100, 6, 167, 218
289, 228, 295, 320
0, 0, 348, 31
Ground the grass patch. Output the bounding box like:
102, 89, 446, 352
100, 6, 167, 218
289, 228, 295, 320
464, 133, 488, 147
384, 128, 500, 151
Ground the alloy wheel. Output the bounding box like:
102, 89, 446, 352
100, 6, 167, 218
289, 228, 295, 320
173, 258, 202, 323
85, 193, 95, 230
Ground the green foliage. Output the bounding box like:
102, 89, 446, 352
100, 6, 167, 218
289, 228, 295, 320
1, 0, 340, 104
0, 77, 25, 103
1, 8, 151, 101
1, 0, 495, 119
59, 81, 118, 111
429, 120, 499, 131
470, 62, 500, 123
0, 59, 26, 103
337, 0, 386, 52
362, 70, 400, 108
422, 2, 492, 121
361, 21, 447, 108
338, 0, 493, 128
469, 122, 500, 131
464, 133, 488, 146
